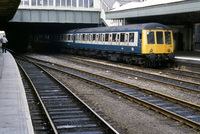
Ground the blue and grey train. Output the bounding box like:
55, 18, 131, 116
56, 23, 175, 67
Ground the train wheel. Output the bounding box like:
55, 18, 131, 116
148, 61, 155, 68
141, 62, 146, 67
127, 59, 133, 65
79, 51, 84, 56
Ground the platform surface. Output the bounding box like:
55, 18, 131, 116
0, 49, 34, 134
175, 51, 200, 61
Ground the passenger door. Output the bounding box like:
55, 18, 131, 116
125, 33, 129, 46
129, 32, 138, 46
155, 31, 165, 53
116, 33, 120, 45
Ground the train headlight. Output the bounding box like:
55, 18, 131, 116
150, 49, 153, 53
167, 49, 171, 52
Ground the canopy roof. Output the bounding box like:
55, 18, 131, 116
0, 0, 20, 23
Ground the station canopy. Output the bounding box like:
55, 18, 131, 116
110, 0, 185, 11
0, 0, 20, 23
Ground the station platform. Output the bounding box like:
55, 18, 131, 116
0, 49, 34, 134
170, 50, 200, 72
174, 50, 200, 67
175, 51, 200, 62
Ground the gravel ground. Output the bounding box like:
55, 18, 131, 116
27, 54, 200, 134
71, 56, 200, 84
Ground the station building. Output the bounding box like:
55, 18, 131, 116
1, 0, 200, 53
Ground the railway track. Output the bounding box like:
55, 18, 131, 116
24, 55, 200, 130
165, 68, 200, 80
52, 55, 200, 93
19, 63, 54, 134
15, 56, 119, 134
173, 58, 200, 73
68, 55, 200, 80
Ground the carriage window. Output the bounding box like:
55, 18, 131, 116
99, 34, 102, 41
78, 34, 80, 41
79, 0, 83, 7
117, 34, 120, 42
92, 34, 96, 41
64, 35, 67, 40
61, 0, 66, 6
87, 34, 90, 41
84, 0, 88, 8
91, 34, 93, 41
120, 33, 125, 42
67, 0, 71, 7
156, 32, 164, 44
67, 35, 70, 41
105, 34, 109, 42
129, 33, 134, 42
70, 35, 73, 41
89, 0, 93, 7
76, 34, 79, 41
86, 34, 88, 41
88, 34, 91, 41
80, 34, 83, 41
112, 33, 116, 42
84, 34, 88, 41
72, 0, 76, 7
165, 32, 172, 44
147, 32, 155, 44
125, 33, 129, 42
96, 34, 99, 41
102, 34, 105, 42
109, 34, 112, 42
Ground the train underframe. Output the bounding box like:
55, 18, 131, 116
62, 47, 174, 68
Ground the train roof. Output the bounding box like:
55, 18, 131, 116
67, 23, 171, 33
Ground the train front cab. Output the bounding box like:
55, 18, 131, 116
141, 29, 174, 67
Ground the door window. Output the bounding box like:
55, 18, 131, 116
147, 31, 155, 44
165, 32, 172, 44
156, 31, 164, 44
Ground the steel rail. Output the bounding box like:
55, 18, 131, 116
27, 57, 200, 130
73, 56, 200, 84
73, 55, 200, 77
36, 63, 120, 134
32, 59, 200, 110
23, 55, 200, 109
64, 54, 200, 79
20, 55, 120, 134
167, 68, 200, 79
59, 55, 200, 93
17, 62, 59, 134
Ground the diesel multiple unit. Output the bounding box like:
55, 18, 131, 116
56, 23, 174, 67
